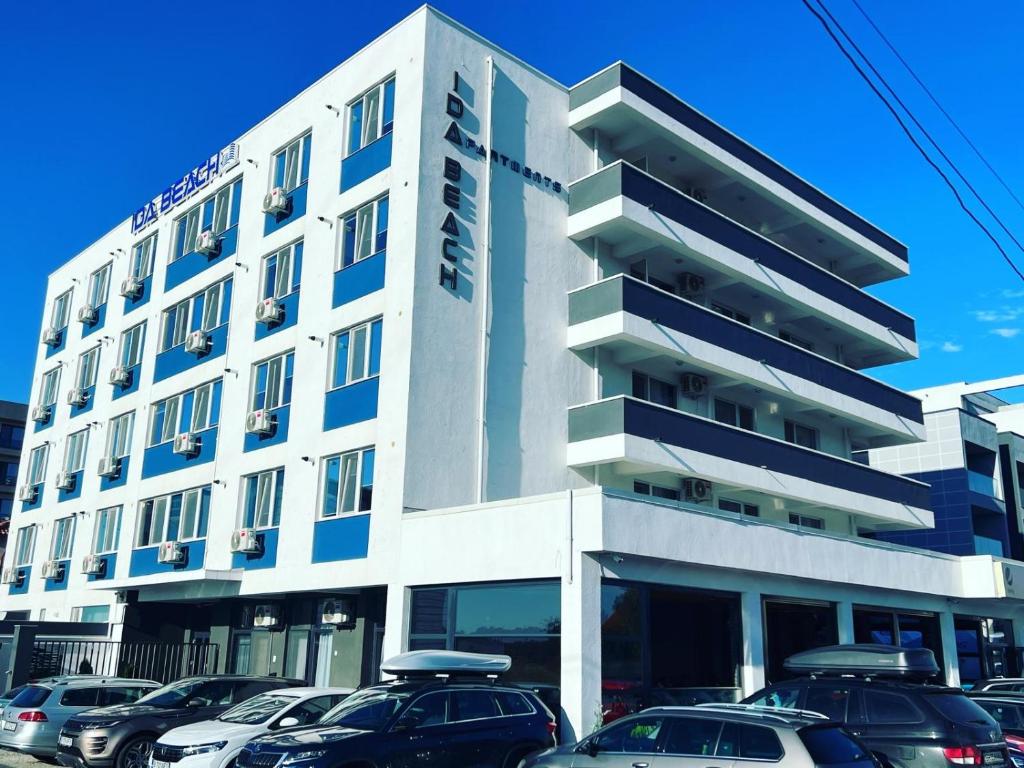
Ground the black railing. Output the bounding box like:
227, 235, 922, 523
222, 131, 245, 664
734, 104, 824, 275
31, 640, 218, 683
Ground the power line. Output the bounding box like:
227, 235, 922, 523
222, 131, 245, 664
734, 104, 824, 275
814, 0, 1024, 260
799, 0, 1024, 282
850, 0, 1024, 215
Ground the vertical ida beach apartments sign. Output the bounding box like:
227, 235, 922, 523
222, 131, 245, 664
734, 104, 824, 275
130, 143, 241, 234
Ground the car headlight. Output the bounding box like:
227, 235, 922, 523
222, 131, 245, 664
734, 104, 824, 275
181, 741, 227, 756
82, 720, 122, 730
281, 750, 328, 765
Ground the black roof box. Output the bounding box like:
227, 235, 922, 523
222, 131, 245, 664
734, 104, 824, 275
784, 644, 939, 679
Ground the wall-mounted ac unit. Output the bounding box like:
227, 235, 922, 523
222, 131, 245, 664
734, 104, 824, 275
172, 432, 198, 456
253, 604, 280, 628
120, 276, 143, 299
231, 528, 261, 554
679, 272, 705, 297
680, 373, 708, 398
683, 478, 713, 502
320, 598, 355, 626
55, 471, 76, 491
77, 305, 98, 324
195, 229, 220, 256
41, 327, 61, 347
255, 297, 282, 325
263, 187, 289, 215
97, 456, 120, 478
81, 554, 105, 576
109, 365, 131, 387
157, 540, 184, 564
1, 568, 20, 585
245, 410, 273, 436
30, 405, 50, 423
17, 484, 36, 503
184, 331, 210, 354
41, 560, 63, 580
67, 388, 88, 406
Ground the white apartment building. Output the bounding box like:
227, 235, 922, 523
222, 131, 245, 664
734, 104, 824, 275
6, 5, 1024, 740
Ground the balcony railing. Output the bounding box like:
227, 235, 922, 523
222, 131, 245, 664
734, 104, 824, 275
569, 396, 931, 511
569, 275, 924, 427
568, 162, 916, 342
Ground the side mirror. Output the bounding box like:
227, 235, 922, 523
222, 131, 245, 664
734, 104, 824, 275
392, 715, 422, 732
576, 740, 600, 757
277, 716, 300, 729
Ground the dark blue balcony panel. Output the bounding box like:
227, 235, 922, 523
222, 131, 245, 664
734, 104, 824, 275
570, 275, 923, 425
164, 226, 238, 292
7, 566, 30, 596
569, 63, 907, 263
111, 364, 142, 400
99, 455, 130, 492
254, 291, 299, 341
340, 133, 393, 192
69, 385, 97, 419
57, 471, 84, 503
141, 426, 218, 479
231, 527, 278, 571
80, 302, 107, 338
21, 483, 43, 512
129, 539, 205, 577
263, 182, 308, 237
243, 405, 290, 453
87, 553, 117, 582
569, 397, 931, 510
324, 378, 379, 432
153, 324, 228, 384
124, 275, 152, 314
312, 514, 370, 563
333, 252, 385, 308
43, 560, 71, 592
569, 163, 916, 342
45, 327, 67, 359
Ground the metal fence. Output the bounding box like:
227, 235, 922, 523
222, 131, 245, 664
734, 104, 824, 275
31, 640, 219, 683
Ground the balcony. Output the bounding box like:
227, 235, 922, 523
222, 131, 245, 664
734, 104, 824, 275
568, 162, 917, 366
569, 63, 908, 284
568, 396, 932, 530
569, 275, 924, 448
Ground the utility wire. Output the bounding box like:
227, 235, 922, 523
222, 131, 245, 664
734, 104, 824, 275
851, 0, 1024, 215
799, 0, 1024, 282
815, 0, 1024, 260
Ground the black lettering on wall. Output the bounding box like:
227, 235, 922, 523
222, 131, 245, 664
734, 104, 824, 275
439, 262, 458, 289
443, 184, 460, 209
444, 157, 462, 182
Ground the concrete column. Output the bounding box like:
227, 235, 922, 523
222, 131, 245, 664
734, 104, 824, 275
939, 610, 961, 687
561, 553, 602, 744
741, 592, 765, 696
380, 583, 409, 666
837, 601, 855, 643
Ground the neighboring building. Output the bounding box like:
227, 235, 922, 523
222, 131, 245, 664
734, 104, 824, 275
5, 6, 1024, 739
0, 402, 27, 529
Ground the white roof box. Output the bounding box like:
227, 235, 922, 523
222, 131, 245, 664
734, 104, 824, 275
381, 650, 512, 678
784, 644, 939, 679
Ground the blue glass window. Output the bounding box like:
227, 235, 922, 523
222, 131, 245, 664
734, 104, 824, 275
347, 77, 395, 155
330, 319, 382, 389
251, 352, 294, 411
241, 468, 285, 528
171, 179, 242, 261
272, 133, 311, 193
320, 447, 374, 518
262, 241, 303, 299
148, 380, 221, 446
340, 196, 388, 268
160, 278, 232, 351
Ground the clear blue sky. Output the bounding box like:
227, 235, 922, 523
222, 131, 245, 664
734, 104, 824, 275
2, 0, 1022, 402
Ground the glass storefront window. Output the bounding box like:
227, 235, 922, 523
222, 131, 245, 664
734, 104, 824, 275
763, 600, 838, 684
853, 607, 944, 678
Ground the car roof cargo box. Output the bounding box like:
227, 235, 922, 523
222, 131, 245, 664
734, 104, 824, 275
381, 650, 512, 679
784, 644, 940, 679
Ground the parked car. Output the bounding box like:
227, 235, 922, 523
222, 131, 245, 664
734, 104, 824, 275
743, 645, 1009, 768
151, 687, 353, 768
973, 680, 1024, 695
522, 702, 880, 768
967, 695, 1024, 767
0, 677, 159, 761
55, 675, 305, 768
237, 651, 557, 768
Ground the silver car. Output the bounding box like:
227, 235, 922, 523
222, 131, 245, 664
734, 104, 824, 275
523, 704, 881, 768
0, 677, 159, 760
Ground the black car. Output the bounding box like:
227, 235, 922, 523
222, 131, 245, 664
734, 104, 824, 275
968, 695, 1024, 767
55, 675, 305, 768
744, 645, 1008, 768
238, 651, 557, 768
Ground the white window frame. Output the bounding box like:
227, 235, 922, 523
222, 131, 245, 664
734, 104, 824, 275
51, 290, 72, 329
347, 77, 394, 154
27, 445, 48, 485
785, 419, 820, 450
240, 468, 284, 529
330, 319, 380, 391
790, 512, 825, 530
119, 322, 146, 368
339, 196, 388, 268
87, 263, 112, 308
261, 241, 300, 299
40, 367, 61, 407
251, 352, 294, 411
148, 381, 216, 446
172, 184, 238, 260
63, 429, 89, 473
106, 412, 134, 460
160, 278, 229, 351
130, 233, 156, 280
50, 516, 75, 560
272, 132, 310, 193
76, 346, 101, 389
14, 526, 37, 566
319, 447, 374, 519
92, 506, 121, 554
136, 486, 206, 547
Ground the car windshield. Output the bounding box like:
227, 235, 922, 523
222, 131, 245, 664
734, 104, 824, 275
318, 689, 411, 732
927, 693, 998, 726
219, 694, 297, 725
135, 679, 206, 708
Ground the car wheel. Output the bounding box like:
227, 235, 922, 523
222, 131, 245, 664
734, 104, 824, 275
117, 735, 156, 768
504, 746, 537, 768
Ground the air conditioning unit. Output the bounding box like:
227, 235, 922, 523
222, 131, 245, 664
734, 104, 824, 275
195, 229, 220, 256
67, 388, 88, 407
30, 405, 50, 423
680, 373, 708, 398
253, 604, 280, 628
255, 297, 283, 324
157, 540, 184, 564
81, 554, 105, 576
262, 186, 290, 215
55, 471, 76, 491
1, 568, 20, 585
231, 528, 262, 554
683, 478, 713, 502
120, 276, 143, 299
41, 326, 61, 347
17, 484, 37, 503
97, 456, 120, 478
320, 598, 354, 626
109, 365, 131, 387
184, 330, 210, 355
41, 560, 63, 580
679, 271, 705, 297
245, 410, 273, 436
172, 432, 198, 456
77, 304, 98, 324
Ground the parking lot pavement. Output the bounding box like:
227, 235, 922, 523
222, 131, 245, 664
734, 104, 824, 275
0, 752, 46, 767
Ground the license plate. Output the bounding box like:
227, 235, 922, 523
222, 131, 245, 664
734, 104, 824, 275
2, 721, 15, 731
58, 735, 73, 747
152, 760, 170, 768
984, 753, 1006, 766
